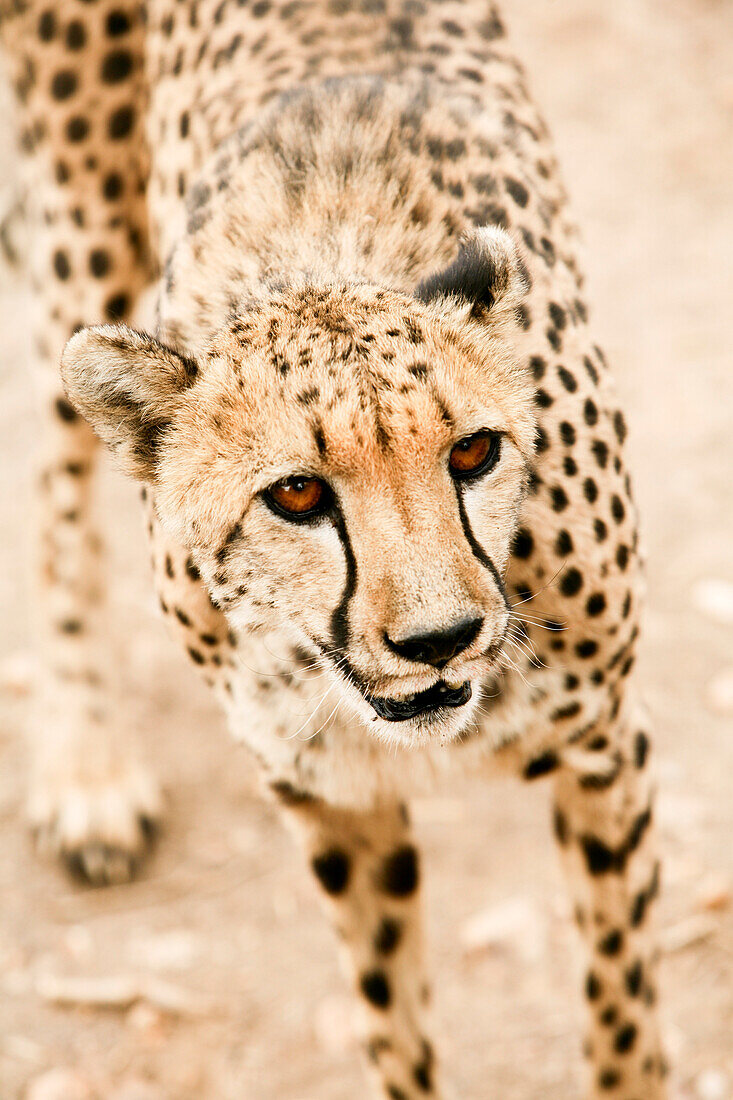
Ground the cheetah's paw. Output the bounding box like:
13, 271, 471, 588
28, 762, 163, 885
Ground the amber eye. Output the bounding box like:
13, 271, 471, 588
449, 430, 501, 480
266, 476, 332, 520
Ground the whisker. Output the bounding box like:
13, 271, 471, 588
509, 610, 567, 632
508, 564, 566, 608
278, 675, 344, 740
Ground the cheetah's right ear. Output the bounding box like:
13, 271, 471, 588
60, 324, 200, 481
415, 226, 527, 322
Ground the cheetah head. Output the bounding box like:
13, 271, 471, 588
61, 228, 536, 747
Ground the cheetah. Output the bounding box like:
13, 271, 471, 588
1, 1, 666, 1096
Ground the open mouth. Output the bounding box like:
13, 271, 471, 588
369, 680, 473, 722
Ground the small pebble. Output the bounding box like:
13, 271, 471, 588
692, 579, 733, 625
0, 650, 35, 697
695, 1068, 730, 1100
706, 668, 733, 714
313, 994, 356, 1054
26, 1069, 94, 1100
695, 873, 731, 912
108, 1079, 165, 1100
460, 896, 546, 962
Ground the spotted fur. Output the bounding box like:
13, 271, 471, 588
2, 1, 665, 1095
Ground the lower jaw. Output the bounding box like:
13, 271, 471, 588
368, 680, 473, 723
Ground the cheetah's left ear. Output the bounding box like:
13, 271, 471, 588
60, 323, 200, 482
415, 227, 527, 321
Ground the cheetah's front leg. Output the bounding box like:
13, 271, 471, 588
552, 708, 667, 1099
276, 792, 439, 1100
2, 0, 160, 882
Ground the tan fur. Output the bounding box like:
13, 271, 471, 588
2, 1, 666, 1095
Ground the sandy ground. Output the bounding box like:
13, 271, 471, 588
1, 1, 732, 1097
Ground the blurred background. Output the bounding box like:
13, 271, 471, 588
0, 0, 732, 1097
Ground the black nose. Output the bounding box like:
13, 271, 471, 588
385, 615, 484, 669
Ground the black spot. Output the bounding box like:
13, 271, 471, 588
103, 172, 123, 201
360, 970, 391, 1009
611, 495, 626, 524
586, 592, 606, 617
613, 410, 627, 443
381, 846, 419, 897
576, 639, 598, 659
560, 568, 583, 597
66, 20, 86, 49
515, 303, 531, 330
624, 961, 643, 997
102, 49, 133, 83
524, 750, 560, 779
594, 518, 608, 542
546, 327, 561, 352
563, 456, 578, 477
553, 806, 569, 846
552, 701, 582, 721
529, 355, 546, 380
581, 837, 615, 875
414, 1053, 433, 1092
586, 971, 602, 1001
557, 366, 577, 393
555, 529, 574, 556
583, 356, 599, 385
534, 425, 549, 453
559, 421, 576, 446
582, 477, 598, 504
89, 249, 110, 278
374, 918, 402, 956
187, 647, 205, 665
184, 556, 200, 581
511, 527, 534, 559
55, 397, 78, 422
550, 485, 569, 512
598, 929, 623, 956
614, 1024, 637, 1054
66, 116, 89, 142
109, 104, 135, 139
51, 70, 77, 100
549, 302, 566, 329
106, 10, 131, 35
387, 1088, 408, 1100
616, 544, 630, 571
105, 293, 128, 320
53, 250, 71, 280
634, 731, 650, 769
600, 1005, 618, 1026
38, 11, 56, 40
59, 618, 83, 634
592, 440, 609, 468
312, 849, 350, 895
505, 176, 529, 207
534, 388, 553, 409
598, 1068, 621, 1089
630, 861, 660, 927
583, 398, 599, 426
270, 781, 317, 806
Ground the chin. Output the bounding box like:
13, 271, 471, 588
342, 675, 485, 750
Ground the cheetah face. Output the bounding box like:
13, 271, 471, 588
62, 229, 536, 746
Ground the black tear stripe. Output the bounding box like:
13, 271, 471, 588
330, 509, 358, 653
455, 486, 510, 612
